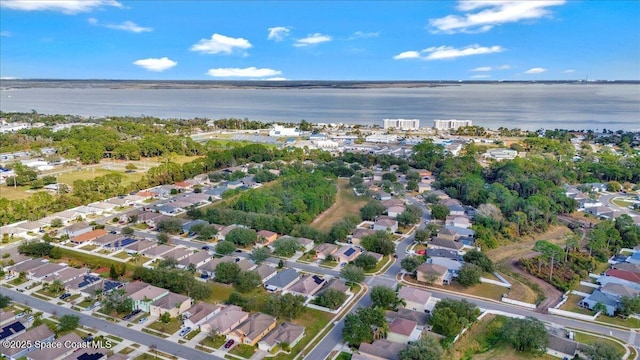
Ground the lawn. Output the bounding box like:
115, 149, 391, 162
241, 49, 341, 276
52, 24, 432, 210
147, 317, 183, 335
229, 344, 256, 359
365, 255, 391, 275
311, 178, 368, 232
56, 167, 145, 187
405, 276, 506, 301
279, 308, 334, 360
559, 294, 593, 316
207, 282, 235, 303
35, 288, 63, 298
200, 334, 227, 349
320, 259, 338, 268
79, 244, 98, 251
77, 299, 96, 309
596, 314, 640, 328
297, 252, 316, 264
9, 277, 27, 286
57, 247, 136, 271
336, 352, 352, 360
184, 328, 201, 340
129, 256, 151, 266
112, 251, 131, 259
573, 331, 627, 356
0, 185, 34, 200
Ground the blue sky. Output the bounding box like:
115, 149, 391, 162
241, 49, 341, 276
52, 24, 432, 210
1, 0, 638, 80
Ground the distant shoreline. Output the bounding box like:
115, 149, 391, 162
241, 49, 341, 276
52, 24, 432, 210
1, 79, 639, 90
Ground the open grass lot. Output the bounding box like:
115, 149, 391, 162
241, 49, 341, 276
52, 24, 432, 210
445, 314, 556, 360
405, 276, 505, 301
79, 244, 98, 251
200, 334, 227, 349
57, 247, 136, 271
148, 317, 182, 335
596, 314, 640, 328
498, 272, 538, 303
129, 256, 151, 266
112, 251, 131, 259
0, 185, 34, 200
207, 282, 235, 303
573, 331, 627, 356
229, 344, 256, 359
311, 178, 368, 232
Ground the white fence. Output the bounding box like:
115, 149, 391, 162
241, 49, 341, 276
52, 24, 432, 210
579, 281, 599, 288
480, 277, 511, 288
501, 297, 537, 309
547, 308, 599, 321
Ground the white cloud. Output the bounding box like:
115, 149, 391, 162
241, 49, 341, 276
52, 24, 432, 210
471, 74, 491, 79
393, 51, 421, 60
349, 31, 379, 39
265, 77, 288, 81
133, 57, 177, 72
525, 67, 547, 74
0, 76, 17, 80
294, 33, 332, 47
1, 0, 122, 14
471, 66, 492, 72
267, 27, 290, 41
429, 1, 565, 34
88, 18, 152, 33
496, 64, 511, 70
0, 31, 11, 37
564, 69, 576, 73
472, 64, 511, 71
190, 33, 252, 54
206, 67, 282, 78
395, 44, 503, 61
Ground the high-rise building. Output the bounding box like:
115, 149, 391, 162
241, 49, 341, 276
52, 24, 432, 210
433, 119, 473, 130
383, 119, 420, 130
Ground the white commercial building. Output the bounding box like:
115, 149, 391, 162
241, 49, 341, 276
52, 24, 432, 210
433, 119, 472, 130
365, 134, 398, 144
485, 148, 518, 161
383, 119, 420, 130
268, 125, 300, 137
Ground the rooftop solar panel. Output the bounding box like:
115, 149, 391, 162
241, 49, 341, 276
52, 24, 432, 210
344, 248, 356, 257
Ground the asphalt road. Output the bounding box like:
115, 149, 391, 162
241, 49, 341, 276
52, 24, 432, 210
2, 287, 222, 360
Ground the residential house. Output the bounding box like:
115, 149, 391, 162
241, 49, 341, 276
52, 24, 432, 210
264, 268, 300, 292
201, 305, 249, 335
52, 210, 82, 223
445, 216, 472, 229
387, 317, 420, 344
373, 217, 398, 233
601, 283, 640, 299
444, 225, 475, 238
288, 275, 326, 297
13, 221, 45, 237
183, 303, 223, 330
124, 239, 156, 254
258, 322, 305, 352
350, 229, 377, 246
386, 206, 406, 218
416, 263, 451, 285
162, 247, 192, 262
107, 197, 133, 207
426, 190, 449, 200
8, 259, 48, 276
627, 252, 640, 265
217, 225, 238, 241
257, 230, 278, 247
366, 251, 384, 263
578, 290, 618, 316
446, 204, 465, 216
429, 237, 464, 253
229, 313, 277, 346
124, 282, 169, 313
88, 201, 117, 213
357, 339, 405, 360
51, 267, 87, 285
335, 246, 363, 264
376, 191, 392, 201
182, 219, 209, 235
29, 263, 65, 281
154, 203, 183, 216
177, 251, 211, 270
0, 321, 25, 340
150, 292, 192, 318
60, 222, 93, 238
382, 199, 405, 208
137, 212, 165, 228
141, 244, 174, 258
27, 332, 83, 360
437, 228, 458, 241
429, 257, 463, 274
315, 243, 339, 260
417, 182, 432, 194
385, 308, 429, 327
0, 324, 55, 360
93, 234, 125, 249
70, 229, 108, 245
324, 279, 350, 295
252, 264, 278, 284
585, 206, 616, 220
295, 237, 315, 252
547, 330, 579, 360
426, 248, 462, 261
398, 287, 431, 313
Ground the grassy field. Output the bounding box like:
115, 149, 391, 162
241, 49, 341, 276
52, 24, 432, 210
365, 255, 391, 275
573, 331, 627, 356
311, 178, 368, 232
229, 344, 256, 359
559, 294, 593, 315
207, 282, 236, 303
57, 247, 136, 271
148, 317, 182, 335
596, 313, 640, 328
405, 276, 506, 301
200, 334, 227, 349
282, 308, 334, 360
0, 185, 34, 200
112, 251, 131, 259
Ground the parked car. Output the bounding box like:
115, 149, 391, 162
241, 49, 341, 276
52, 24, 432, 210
15, 312, 25, 318
235, 249, 242, 253
59, 293, 71, 300
26, 316, 34, 322
224, 339, 235, 349
202, 246, 210, 250
179, 327, 192, 337
138, 317, 148, 324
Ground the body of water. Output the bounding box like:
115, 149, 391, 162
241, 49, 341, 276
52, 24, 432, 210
1, 83, 639, 131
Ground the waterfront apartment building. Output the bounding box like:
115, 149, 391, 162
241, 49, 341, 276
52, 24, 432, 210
433, 119, 472, 130
383, 118, 420, 130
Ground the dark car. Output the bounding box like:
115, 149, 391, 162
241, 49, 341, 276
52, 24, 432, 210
202, 246, 210, 250
59, 293, 71, 300
224, 339, 235, 349
235, 249, 242, 253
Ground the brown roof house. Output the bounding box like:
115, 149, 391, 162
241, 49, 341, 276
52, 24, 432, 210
357, 339, 405, 360
387, 317, 420, 344
398, 286, 432, 313
416, 263, 451, 285
124, 281, 169, 313
229, 313, 277, 346
27, 332, 82, 360
70, 229, 108, 245
350, 228, 376, 246
183, 303, 223, 330
335, 246, 363, 264
0, 324, 55, 360
288, 275, 326, 297
256, 230, 278, 247
314, 243, 339, 260
201, 305, 249, 335
60, 222, 93, 239
373, 217, 398, 233
252, 264, 278, 284
150, 292, 192, 318
258, 322, 305, 352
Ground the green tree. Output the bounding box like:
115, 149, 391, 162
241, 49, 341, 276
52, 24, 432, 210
157, 232, 170, 244
462, 250, 494, 273
500, 317, 548, 354
58, 315, 80, 333
267, 293, 306, 320
457, 263, 482, 287
48, 279, 65, 294
122, 226, 134, 236
398, 210, 419, 227
51, 218, 63, 228
430, 204, 449, 221
215, 241, 236, 255
401, 256, 423, 273
582, 341, 624, 360
0, 294, 10, 308
109, 264, 119, 279
618, 296, 640, 317
273, 237, 300, 257
533, 240, 565, 282
354, 254, 378, 270
414, 229, 430, 244
429, 299, 479, 338
226, 228, 258, 246
235, 271, 262, 293
197, 226, 218, 241
340, 264, 365, 284
399, 336, 443, 360
160, 311, 171, 323
125, 163, 137, 172
313, 288, 348, 310
370, 286, 402, 310
249, 247, 271, 264
342, 308, 386, 347
361, 231, 395, 255
214, 262, 241, 284
157, 218, 183, 234
360, 201, 386, 221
